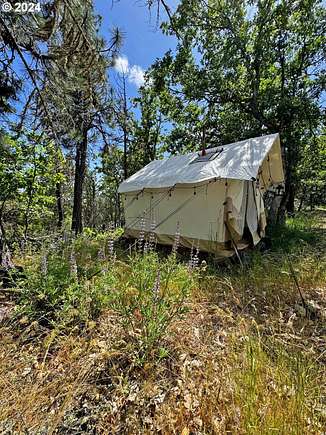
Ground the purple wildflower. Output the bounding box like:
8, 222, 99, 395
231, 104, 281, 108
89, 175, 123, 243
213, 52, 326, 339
172, 222, 181, 255
148, 219, 156, 252
192, 241, 200, 268
107, 222, 116, 260
188, 242, 195, 270
70, 248, 78, 280
138, 217, 146, 253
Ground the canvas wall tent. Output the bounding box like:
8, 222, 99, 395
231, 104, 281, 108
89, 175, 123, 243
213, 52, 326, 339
118, 133, 285, 256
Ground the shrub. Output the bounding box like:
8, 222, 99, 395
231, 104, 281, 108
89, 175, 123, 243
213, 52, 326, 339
15, 237, 195, 364
96, 252, 195, 363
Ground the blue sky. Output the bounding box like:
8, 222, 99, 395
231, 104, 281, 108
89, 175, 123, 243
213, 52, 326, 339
4, 1, 178, 128
94, 0, 178, 98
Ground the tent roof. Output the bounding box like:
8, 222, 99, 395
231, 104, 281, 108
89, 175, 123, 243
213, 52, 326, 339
118, 133, 283, 194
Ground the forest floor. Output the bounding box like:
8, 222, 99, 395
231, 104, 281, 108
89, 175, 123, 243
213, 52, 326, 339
0, 211, 325, 434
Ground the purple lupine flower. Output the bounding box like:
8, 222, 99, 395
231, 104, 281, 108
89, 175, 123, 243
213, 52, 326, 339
70, 248, 78, 280
188, 242, 195, 270
148, 219, 156, 252
138, 217, 146, 253
143, 240, 149, 254
107, 222, 116, 260
107, 238, 115, 258
192, 241, 200, 268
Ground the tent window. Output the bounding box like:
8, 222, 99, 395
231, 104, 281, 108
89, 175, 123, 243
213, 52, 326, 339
190, 148, 223, 164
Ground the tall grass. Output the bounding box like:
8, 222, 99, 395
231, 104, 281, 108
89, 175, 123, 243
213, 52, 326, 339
233, 337, 323, 434
0, 212, 325, 433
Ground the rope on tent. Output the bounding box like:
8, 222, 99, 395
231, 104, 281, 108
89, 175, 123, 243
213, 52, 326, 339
154, 194, 198, 230
124, 188, 144, 209
251, 180, 260, 229
125, 186, 176, 231
124, 178, 220, 232
267, 155, 274, 184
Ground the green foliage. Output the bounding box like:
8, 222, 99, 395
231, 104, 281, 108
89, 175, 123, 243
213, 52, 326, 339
16, 228, 120, 326
141, 0, 325, 210
16, 237, 194, 363
0, 131, 64, 238
268, 213, 318, 252
17, 260, 105, 328
100, 253, 194, 362
297, 131, 326, 207
132, 84, 165, 165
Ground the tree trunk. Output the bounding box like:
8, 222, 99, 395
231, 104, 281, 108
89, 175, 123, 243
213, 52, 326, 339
267, 195, 283, 226
71, 128, 88, 235
286, 182, 295, 215
274, 133, 297, 223
56, 182, 64, 229
276, 174, 295, 224
123, 127, 128, 179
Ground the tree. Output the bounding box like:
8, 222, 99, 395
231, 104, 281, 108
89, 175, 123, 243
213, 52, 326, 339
1, 1, 123, 235
98, 144, 124, 226
0, 130, 62, 266
143, 0, 325, 216
112, 64, 135, 180
35, 2, 121, 235
132, 83, 165, 166
297, 129, 326, 209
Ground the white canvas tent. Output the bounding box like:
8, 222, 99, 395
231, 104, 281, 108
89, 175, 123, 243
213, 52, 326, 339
118, 133, 285, 256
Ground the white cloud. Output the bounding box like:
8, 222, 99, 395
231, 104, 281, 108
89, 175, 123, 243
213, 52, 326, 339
113, 55, 145, 88
128, 65, 145, 87
113, 55, 129, 74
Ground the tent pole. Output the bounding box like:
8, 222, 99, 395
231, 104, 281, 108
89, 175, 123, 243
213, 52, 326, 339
224, 221, 243, 267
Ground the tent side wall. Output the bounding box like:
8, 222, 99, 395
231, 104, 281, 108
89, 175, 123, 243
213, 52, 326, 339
121, 179, 264, 255
258, 135, 285, 190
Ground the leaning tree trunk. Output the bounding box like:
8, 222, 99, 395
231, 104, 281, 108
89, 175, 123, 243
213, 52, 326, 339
71, 128, 88, 235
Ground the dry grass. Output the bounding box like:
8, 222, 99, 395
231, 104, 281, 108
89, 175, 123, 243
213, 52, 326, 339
0, 212, 325, 434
